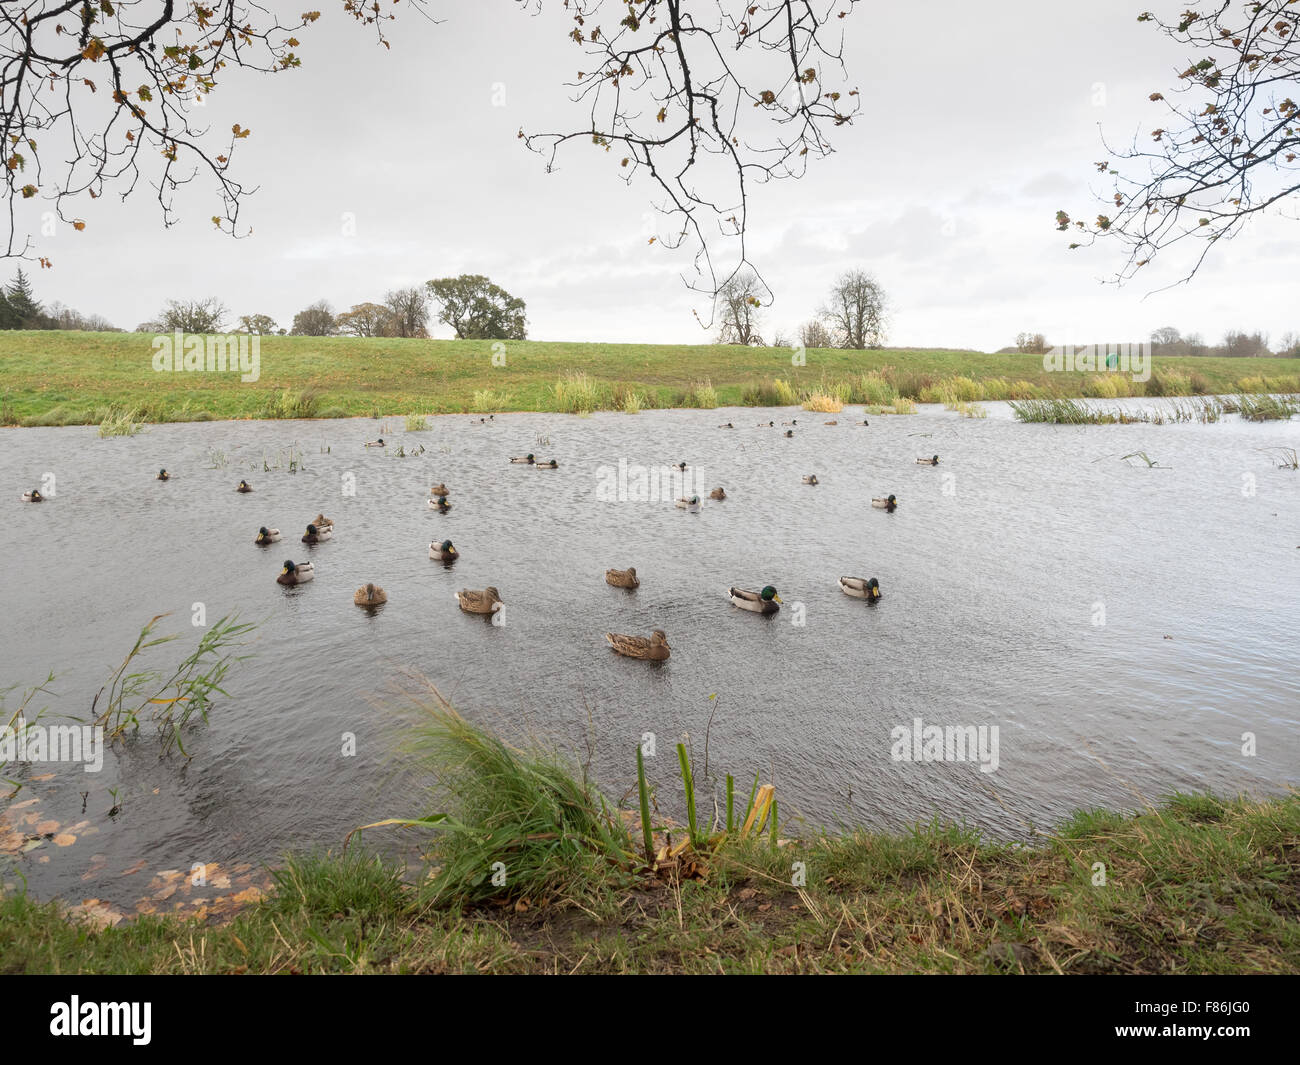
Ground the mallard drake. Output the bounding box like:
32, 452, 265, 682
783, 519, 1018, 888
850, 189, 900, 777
535, 459, 558, 469
784, 429, 794, 438
312, 513, 334, 530
21, 489, 43, 503
429, 538, 459, 562
757, 420, 774, 427
302, 522, 333, 543
802, 474, 819, 485
916, 455, 939, 465
674, 461, 688, 472
718, 422, 735, 429
605, 630, 670, 661
457, 586, 502, 614
364, 437, 385, 448
156, 468, 170, 481
354, 582, 387, 606
428, 495, 451, 511
709, 487, 726, 500
277, 559, 315, 585
510, 453, 535, 465
675, 495, 701, 512
860, 418, 870, 426
730, 585, 781, 614
236, 480, 253, 492
606, 566, 639, 588
871, 494, 898, 512
254, 526, 281, 544
839, 576, 882, 601
430, 483, 449, 496
782, 419, 798, 426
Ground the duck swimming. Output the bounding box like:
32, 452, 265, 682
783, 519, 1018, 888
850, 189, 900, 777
606, 566, 639, 588
510, 454, 535, 465
156, 468, 170, 481
277, 559, 315, 585
802, 474, 819, 485
916, 455, 939, 465
675, 495, 701, 512
457, 586, 502, 614
429, 539, 459, 562
784, 429, 794, 438
605, 630, 670, 661
353, 582, 387, 606
718, 422, 735, 429
429, 495, 451, 511
871, 494, 898, 512
729, 585, 781, 614
709, 487, 726, 500
839, 576, 882, 601
236, 480, 253, 493
365, 437, 385, 448
535, 459, 558, 469
312, 513, 334, 531
21, 489, 43, 503
302, 522, 332, 543
254, 526, 281, 544
430, 483, 449, 496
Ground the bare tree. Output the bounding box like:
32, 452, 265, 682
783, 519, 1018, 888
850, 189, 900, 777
799, 319, 832, 349
2, 1, 860, 297
714, 269, 766, 345
336, 302, 391, 338
290, 300, 336, 337
1014, 331, 1049, 355
1060, 1, 1300, 284
820, 270, 887, 349
384, 287, 430, 338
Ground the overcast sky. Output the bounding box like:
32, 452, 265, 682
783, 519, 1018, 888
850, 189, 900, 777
17, 0, 1300, 351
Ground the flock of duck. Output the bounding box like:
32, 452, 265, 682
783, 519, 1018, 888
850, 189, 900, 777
17, 433, 942, 663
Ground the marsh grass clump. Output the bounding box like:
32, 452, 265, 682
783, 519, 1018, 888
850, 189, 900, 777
1236, 393, 1297, 421
890, 397, 918, 414
260, 388, 321, 420
1144, 368, 1190, 397
740, 379, 785, 405
1011, 398, 1124, 424
553, 372, 607, 413
948, 400, 987, 418
852, 372, 897, 406
688, 379, 719, 409
801, 392, 843, 413
471, 389, 510, 413
405, 414, 430, 431
616, 388, 644, 413
97, 406, 145, 437
773, 378, 800, 406
92, 613, 257, 757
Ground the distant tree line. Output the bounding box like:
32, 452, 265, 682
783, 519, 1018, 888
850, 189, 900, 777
998, 326, 1299, 358
715, 269, 891, 350
0, 269, 121, 331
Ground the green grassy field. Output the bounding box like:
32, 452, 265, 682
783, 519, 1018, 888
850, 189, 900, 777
2, 330, 1298, 425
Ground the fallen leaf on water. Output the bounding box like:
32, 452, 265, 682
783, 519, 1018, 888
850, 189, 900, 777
35, 819, 60, 835
21, 838, 43, 852
9, 799, 39, 810
53, 833, 76, 847
120, 858, 147, 877
29, 773, 55, 782
68, 899, 125, 930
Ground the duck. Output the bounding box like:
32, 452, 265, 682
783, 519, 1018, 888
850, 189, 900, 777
430, 483, 449, 496
364, 437, 385, 448
457, 586, 502, 614
535, 459, 559, 469
302, 522, 333, 543
428, 495, 452, 511
156, 468, 170, 481
21, 489, 43, 503
860, 418, 870, 426
917, 455, 939, 465
839, 576, 882, 601
510, 454, 535, 465
729, 585, 781, 614
236, 480, 253, 493
784, 429, 794, 438
605, 630, 670, 661
824, 420, 838, 426
429, 539, 459, 562
674, 461, 688, 472
782, 419, 798, 426
871, 494, 898, 512
757, 420, 774, 427
605, 566, 639, 588
353, 582, 387, 607
802, 474, 819, 485
254, 526, 281, 544
277, 559, 315, 585
718, 422, 735, 429
675, 495, 701, 512
312, 513, 334, 531
709, 487, 726, 500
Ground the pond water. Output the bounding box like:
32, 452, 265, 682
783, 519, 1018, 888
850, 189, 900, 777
2, 400, 1298, 906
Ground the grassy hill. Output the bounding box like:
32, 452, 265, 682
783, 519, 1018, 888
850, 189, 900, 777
1, 330, 1298, 425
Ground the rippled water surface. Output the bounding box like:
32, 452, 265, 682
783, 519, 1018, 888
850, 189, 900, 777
2, 402, 1298, 904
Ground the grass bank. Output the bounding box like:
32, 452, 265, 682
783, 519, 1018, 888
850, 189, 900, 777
3, 707, 1296, 974
1, 330, 1298, 426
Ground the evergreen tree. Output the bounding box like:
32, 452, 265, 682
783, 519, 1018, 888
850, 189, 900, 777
5, 269, 44, 328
